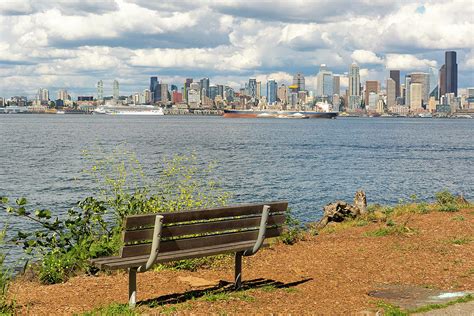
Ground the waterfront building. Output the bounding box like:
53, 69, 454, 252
333, 75, 340, 96
298, 91, 307, 103
348, 63, 360, 110
410, 72, 430, 105
410, 83, 423, 110
267, 79, 277, 104
364, 81, 379, 106
386, 78, 396, 108
367, 92, 378, 111
132, 93, 140, 105
113, 80, 119, 100
217, 85, 224, 98
37, 88, 49, 102
0, 97, 4, 107
256, 81, 262, 99
97, 80, 103, 100
376, 98, 385, 114
428, 96, 437, 112
160, 84, 169, 103
188, 84, 200, 107
389, 70, 401, 98
248, 78, 257, 99
290, 92, 298, 106
445, 51, 457, 96
200, 78, 210, 98
143, 89, 151, 104
172, 91, 183, 104
293, 73, 305, 92
316, 64, 333, 98
277, 84, 288, 104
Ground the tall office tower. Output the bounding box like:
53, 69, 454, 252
348, 63, 361, 109
267, 79, 277, 104
199, 78, 210, 98
188, 82, 201, 106
217, 85, 224, 97
256, 81, 262, 99
248, 78, 257, 98
316, 64, 333, 97
160, 84, 169, 103
445, 51, 457, 96
386, 78, 396, 108
209, 85, 218, 100
410, 72, 430, 105
333, 75, 340, 96
389, 70, 401, 98
364, 81, 379, 105
405, 75, 412, 106
112, 80, 119, 100
224, 86, 235, 102
277, 84, 288, 103
184, 78, 193, 103
143, 89, 151, 104
37, 88, 49, 102
428, 67, 438, 99
150, 76, 158, 102
293, 73, 305, 92
97, 80, 103, 100
410, 83, 423, 110
439, 64, 446, 97
170, 84, 178, 92
57, 89, 68, 101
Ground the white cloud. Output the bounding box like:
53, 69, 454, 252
385, 54, 437, 71
351, 50, 384, 65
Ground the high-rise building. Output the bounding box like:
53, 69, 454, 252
348, 63, 360, 109
316, 64, 333, 97
404, 75, 412, 106
364, 81, 379, 105
199, 78, 210, 98
113, 80, 119, 100
188, 82, 201, 106
248, 78, 257, 98
410, 83, 423, 110
386, 78, 396, 108
439, 64, 446, 97
143, 89, 151, 104
277, 84, 288, 104
160, 84, 169, 103
96, 80, 103, 101
267, 79, 277, 104
217, 85, 224, 98
224, 86, 235, 102
333, 75, 340, 96
57, 89, 68, 101
410, 72, 430, 105
150, 76, 158, 100
209, 85, 218, 101
445, 51, 457, 96
256, 81, 262, 99
428, 67, 438, 99
389, 70, 400, 98
293, 73, 305, 92
37, 88, 49, 102
184, 78, 193, 103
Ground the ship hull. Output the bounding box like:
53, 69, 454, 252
223, 109, 338, 119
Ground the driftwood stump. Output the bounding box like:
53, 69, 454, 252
316, 191, 368, 230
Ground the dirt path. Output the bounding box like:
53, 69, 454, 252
9, 208, 474, 315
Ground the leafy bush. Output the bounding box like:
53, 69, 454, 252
0, 226, 13, 313
435, 190, 459, 212
1, 151, 231, 284
280, 209, 303, 245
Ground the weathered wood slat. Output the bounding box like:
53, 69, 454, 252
124, 201, 288, 228
123, 214, 286, 243
120, 227, 283, 258
102, 240, 261, 270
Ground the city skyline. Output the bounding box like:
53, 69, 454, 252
0, 0, 473, 98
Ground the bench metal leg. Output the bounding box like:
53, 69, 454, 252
234, 252, 242, 289
129, 268, 137, 308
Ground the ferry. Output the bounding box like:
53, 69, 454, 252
223, 109, 338, 119
93, 105, 164, 116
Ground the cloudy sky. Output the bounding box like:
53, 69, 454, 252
0, 0, 473, 99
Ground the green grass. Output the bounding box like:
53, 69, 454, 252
452, 215, 465, 221
446, 237, 472, 245
377, 294, 474, 315
365, 221, 416, 237
79, 303, 137, 316
199, 290, 255, 303
260, 285, 278, 292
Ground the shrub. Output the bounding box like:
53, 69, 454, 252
0, 226, 13, 313
435, 190, 459, 212
280, 209, 303, 245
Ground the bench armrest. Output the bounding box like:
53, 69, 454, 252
137, 214, 164, 272
243, 205, 270, 256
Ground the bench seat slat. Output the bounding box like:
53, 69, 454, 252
98, 240, 262, 270
121, 227, 283, 258
124, 201, 288, 228
124, 214, 286, 243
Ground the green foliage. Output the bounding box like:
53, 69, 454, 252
80, 303, 137, 316
376, 301, 408, 316
365, 217, 416, 237
279, 209, 303, 245
409, 294, 473, 313
1, 149, 231, 284
446, 237, 472, 245
0, 226, 14, 314
435, 190, 459, 212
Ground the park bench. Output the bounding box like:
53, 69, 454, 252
90, 201, 288, 307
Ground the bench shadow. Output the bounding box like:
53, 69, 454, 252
140, 278, 312, 307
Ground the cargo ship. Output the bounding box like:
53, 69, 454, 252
223, 109, 338, 119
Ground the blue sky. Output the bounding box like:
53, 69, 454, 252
0, 0, 473, 99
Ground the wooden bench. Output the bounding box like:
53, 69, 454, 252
91, 201, 288, 307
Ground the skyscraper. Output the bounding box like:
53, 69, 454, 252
389, 70, 400, 98
57, 89, 68, 101
410, 83, 423, 110
428, 67, 438, 99
113, 80, 119, 100
404, 75, 412, 106
256, 81, 262, 99
410, 72, 430, 105
267, 79, 277, 104
97, 80, 103, 100
364, 81, 379, 106
439, 64, 446, 97
292, 73, 305, 92
445, 51, 457, 96
150, 76, 158, 96
248, 78, 257, 98
161, 84, 169, 103
316, 65, 333, 97
200, 78, 210, 98
184, 78, 193, 103
386, 78, 396, 108
277, 84, 288, 104
348, 63, 361, 110
333, 75, 340, 96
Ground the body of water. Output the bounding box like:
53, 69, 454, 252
0, 115, 473, 257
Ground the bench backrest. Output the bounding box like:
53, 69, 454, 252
120, 201, 288, 258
